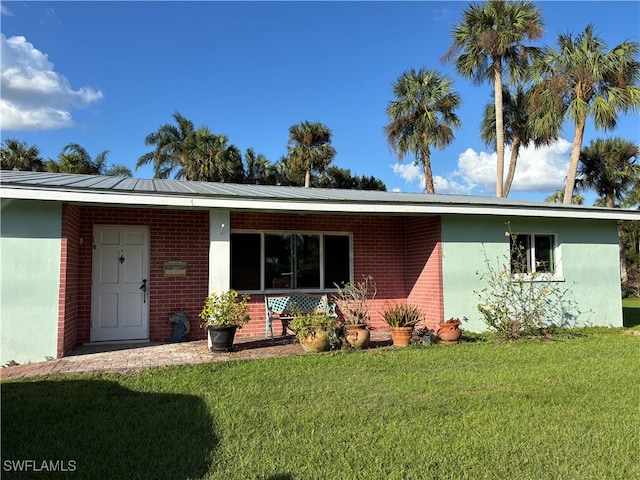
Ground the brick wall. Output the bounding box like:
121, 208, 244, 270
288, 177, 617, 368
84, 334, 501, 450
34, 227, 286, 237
58, 204, 81, 357
231, 212, 444, 335
64, 206, 443, 349
75, 207, 210, 345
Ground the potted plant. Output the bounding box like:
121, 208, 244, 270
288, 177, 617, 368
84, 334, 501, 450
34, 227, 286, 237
289, 313, 337, 353
200, 290, 250, 352
382, 303, 423, 347
333, 275, 376, 349
437, 317, 462, 344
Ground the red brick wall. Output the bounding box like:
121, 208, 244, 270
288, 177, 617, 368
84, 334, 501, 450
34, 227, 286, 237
75, 207, 210, 345
231, 212, 444, 335
63, 206, 443, 350
58, 204, 81, 357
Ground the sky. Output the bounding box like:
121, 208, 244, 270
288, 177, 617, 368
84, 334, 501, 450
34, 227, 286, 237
1, 1, 639, 203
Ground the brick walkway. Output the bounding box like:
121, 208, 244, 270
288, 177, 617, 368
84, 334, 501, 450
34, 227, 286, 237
0, 332, 392, 380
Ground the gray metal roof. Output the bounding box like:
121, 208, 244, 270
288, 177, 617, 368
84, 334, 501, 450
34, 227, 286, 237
1, 170, 638, 220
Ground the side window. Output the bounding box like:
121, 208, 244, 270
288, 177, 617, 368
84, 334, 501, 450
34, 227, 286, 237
510, 233, 556, 275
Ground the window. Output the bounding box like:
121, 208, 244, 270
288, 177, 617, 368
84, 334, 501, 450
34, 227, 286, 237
510, 233, 556, 275
231, 232, 351, 291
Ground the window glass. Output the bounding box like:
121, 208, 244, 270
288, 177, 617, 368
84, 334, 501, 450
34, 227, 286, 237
510, 233, 556, 275
231, 233, 261, 290
534, 235, 554, 273
324, 235, 350, 288
265, 234, 292, 289
232, 231, 350, 291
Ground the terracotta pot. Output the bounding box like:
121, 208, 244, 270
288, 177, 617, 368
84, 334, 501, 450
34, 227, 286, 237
299, 329, 331, 352
390, 326, 413, 347
207, 326, 237, 352
344, 324, 370, 349
437, 323, 461, 344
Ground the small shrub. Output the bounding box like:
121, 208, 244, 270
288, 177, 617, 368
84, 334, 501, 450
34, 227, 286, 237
382, 303, 423, 328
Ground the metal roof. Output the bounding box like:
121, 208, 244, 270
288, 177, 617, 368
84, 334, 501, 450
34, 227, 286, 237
1, 170, 638, 220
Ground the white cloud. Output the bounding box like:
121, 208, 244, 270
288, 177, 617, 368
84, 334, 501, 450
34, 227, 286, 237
391, 140, 572, 196
457, 140, 571, 194
0, 34, 103, 131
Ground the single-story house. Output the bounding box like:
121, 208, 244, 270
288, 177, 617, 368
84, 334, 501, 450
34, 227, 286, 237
1, 170, 637, 365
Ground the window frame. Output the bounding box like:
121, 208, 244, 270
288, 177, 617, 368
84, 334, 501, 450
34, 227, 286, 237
509, 232, 564, 282
230, 229, 353, 293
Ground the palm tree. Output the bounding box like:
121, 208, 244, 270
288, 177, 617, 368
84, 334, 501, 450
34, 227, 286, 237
384, 68, 461, 194
182, 127, 244, 182
287, 121, 336, 188
0, 139, 45, 171
444, 0, 544, 197
244, 148, 276, 185
577, 138, 640, 209
136, 112, 196, 179
544, 189, 584, 205
577, 137, 640, 287
48, 143, 131, 176
481, 86, 557, 196
531, 25, 640, 205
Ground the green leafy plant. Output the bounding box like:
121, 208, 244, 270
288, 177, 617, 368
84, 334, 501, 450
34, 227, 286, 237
333, 275, 377, 325
199, 290, 250, 329
289, 313, 337, 341
382, 303, 423, 328
475, 227, 575, 340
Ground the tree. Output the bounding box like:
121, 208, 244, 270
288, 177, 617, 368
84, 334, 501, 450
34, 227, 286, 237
182, 127, 244, 182
0, 139, 45, 171
577, 137, 640, 288
316, 166, 386, 191
531, 24, 640, 204
481, 86, 557, 196
136, 112, 196, 179
577, 138, 640, 208
384, 68, 461, 194
545, 189, 584, 205
48, 143, 131, 176
243, 148, 276, 185
444, 0, 544, 197
287, 121, 336, 188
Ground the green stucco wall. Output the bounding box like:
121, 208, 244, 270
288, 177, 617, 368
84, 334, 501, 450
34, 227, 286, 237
1, 199, 62, 364
441, 215, 623, 331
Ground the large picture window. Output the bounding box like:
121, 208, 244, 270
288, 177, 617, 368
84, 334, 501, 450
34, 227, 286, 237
231, 232, 351, 291
510, 233, 557, 275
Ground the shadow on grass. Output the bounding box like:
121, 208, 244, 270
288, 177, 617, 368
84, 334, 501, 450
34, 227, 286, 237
1, 378, 216, 479
623, 306, 640, 328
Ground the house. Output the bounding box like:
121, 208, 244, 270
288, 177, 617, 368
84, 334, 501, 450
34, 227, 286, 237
1, 171, 637, 365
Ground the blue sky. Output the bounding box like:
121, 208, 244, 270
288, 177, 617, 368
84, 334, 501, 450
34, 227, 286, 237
1, 1, 639, 203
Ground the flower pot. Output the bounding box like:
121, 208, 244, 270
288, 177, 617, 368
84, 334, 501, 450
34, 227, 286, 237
390, 326, 413, 347
299, 329, 331, 352
344, 324, 370, 349
207, 326, 238, 352
437, 323, 461, 344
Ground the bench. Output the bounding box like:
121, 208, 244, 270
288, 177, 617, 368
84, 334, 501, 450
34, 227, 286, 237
264, 294, 336, 339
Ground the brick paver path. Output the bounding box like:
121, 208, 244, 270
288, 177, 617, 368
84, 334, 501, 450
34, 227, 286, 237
1, 332, 392, 380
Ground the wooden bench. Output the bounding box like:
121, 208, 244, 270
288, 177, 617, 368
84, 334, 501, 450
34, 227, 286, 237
264, 294, 336, 339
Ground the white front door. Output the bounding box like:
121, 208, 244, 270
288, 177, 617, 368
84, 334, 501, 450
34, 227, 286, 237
91, 226, 149, 342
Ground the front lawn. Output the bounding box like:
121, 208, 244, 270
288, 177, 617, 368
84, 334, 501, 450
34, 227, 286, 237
2, 332, 639, 479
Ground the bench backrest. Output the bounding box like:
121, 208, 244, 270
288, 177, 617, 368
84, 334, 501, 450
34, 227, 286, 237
266, 294, 329, 316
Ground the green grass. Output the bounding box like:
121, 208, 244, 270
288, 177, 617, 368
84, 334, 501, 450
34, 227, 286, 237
623, 296, 640, 328
2, 332, 639, 479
